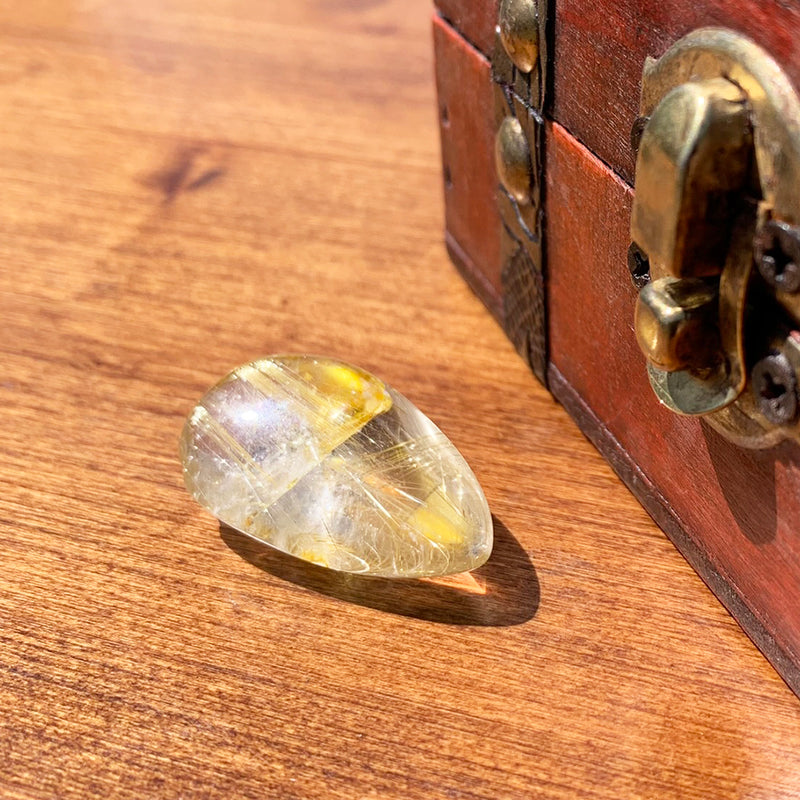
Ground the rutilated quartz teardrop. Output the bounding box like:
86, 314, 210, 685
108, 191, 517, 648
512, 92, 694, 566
179, 356, 493, 577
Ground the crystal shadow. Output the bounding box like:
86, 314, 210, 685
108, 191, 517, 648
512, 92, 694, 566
220, 515, 539, 626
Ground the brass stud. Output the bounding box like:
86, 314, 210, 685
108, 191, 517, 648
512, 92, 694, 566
495, 117, 532, 204
498, 0, 540, 74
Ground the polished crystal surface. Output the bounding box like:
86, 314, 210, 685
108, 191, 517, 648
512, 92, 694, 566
180, 356, 493, 577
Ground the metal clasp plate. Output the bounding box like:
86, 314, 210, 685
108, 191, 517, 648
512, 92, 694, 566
630, 28, 800, 448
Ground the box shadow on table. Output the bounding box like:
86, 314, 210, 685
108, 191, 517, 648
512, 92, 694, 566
220, 516, 539, 626
702, 421, 800, 545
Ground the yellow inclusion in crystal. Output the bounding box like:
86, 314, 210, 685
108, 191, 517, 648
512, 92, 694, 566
234, 357, 392, 465
409, 489, 468, 545
280, 356, 392, 421
298, 548, 330, 568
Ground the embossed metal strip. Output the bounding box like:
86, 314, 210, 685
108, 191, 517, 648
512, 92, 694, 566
492, 0, 549, 384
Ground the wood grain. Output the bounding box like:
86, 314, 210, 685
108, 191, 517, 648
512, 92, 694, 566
433, 15, 503, 308
1, 2, 800, 799
433, 0, 499, 55
546, 120, 800, 695
553, 0, 800, 183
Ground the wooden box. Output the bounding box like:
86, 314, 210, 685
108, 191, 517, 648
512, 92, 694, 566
433, 0, 800, 694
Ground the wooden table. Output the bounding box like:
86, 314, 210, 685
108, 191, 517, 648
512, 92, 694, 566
2, 2, 799, 797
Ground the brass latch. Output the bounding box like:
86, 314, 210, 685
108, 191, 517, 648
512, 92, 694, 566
630, 28, 800, 448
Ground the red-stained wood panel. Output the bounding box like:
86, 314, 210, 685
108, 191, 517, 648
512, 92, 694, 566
433, 0, 499, 55
433, 15, 503, 309
546, 120, 800, 689
553, 0, 800, 183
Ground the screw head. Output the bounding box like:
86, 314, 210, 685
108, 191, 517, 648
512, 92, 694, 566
498, 0, 540, 74
755, 219, 800, 294
751, 352, 798, 426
